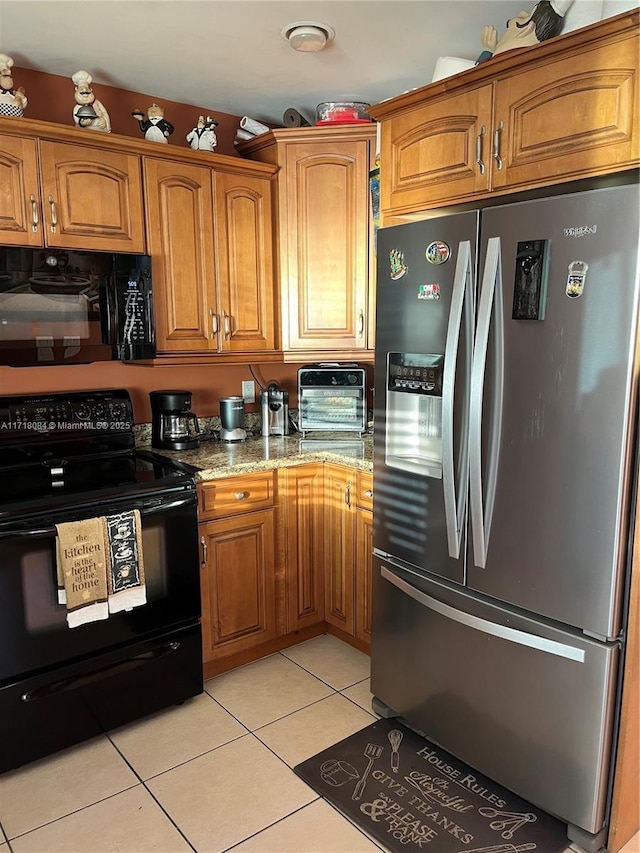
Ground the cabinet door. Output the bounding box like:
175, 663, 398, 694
144, 159, 217, 353
492, 31, 640, 192
356, 508, 373, 648
282, 465, 324, 631
38, 141, 145, 251
324, 465, 355, 635
0, 135, 42, 247
200, 509, 276, 662
283, 140, 370, 351
214, 172, 275, 352
381, 84, 493, 214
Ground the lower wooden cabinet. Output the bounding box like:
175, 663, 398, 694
323, 465, 373, 648
280, 464, 325, 632
197, 463, 374, 674
198, 472, 277, 664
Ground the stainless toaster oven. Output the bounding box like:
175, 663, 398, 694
298, 364, 367, 436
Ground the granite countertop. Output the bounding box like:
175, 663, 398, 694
150, 432, 373, 480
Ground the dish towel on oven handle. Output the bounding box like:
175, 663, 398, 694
102, 509, 147, 613
55, 517, 109, 628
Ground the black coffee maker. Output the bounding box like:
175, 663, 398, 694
149, 390, 200, 450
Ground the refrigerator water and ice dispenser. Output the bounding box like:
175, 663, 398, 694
385, 352, 444, 479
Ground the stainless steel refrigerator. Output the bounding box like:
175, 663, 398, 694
371, 182, 640, 853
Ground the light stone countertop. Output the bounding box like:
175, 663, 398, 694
148, 432, 373, 481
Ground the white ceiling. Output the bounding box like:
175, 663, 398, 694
0, 0, 556, 125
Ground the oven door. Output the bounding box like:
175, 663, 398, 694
0, 486, 200, 684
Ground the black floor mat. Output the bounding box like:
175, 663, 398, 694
294, 718, 569, 853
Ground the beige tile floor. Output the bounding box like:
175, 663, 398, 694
0, 633, 638, 853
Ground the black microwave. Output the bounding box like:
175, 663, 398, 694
0, 247, 155, 367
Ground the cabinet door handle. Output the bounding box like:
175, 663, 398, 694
222, 310, 231, 340
345, 483, 352, 507
493, 120, 504, 171
209, 309, 218, 337
48, 195, 57, 233
364, 489, 373, 499
475, 126, 486, 175
358, 309, 365, 338
235, 491, 247, 500
200, 535, 208, 568
30, 194, 39, 232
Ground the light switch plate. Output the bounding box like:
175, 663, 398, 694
242, 380, 255, 403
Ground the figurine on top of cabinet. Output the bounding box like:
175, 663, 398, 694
476, 0, 573, 64
131, 103, 174, 143
0, 54, 27, 117
71, 70, 111, 132
186, 115, 219, 151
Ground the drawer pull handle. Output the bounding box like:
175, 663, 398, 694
364, 489, 373, 499
345, 483, 352, 507
209, 309, 219, 337
358, 309, 365, 338
235, 491, 247, 500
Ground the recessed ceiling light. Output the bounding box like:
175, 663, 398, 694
280, 21, 335, 53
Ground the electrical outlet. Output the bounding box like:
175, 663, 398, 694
242, 380, 255, 403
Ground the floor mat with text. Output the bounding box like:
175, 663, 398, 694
294, 717, 569, 853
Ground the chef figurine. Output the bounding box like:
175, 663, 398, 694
0, 54, 27, 117
476, 0, 572, 63
131, 103, 174, 143
71, 70, 111, 132
186, 114, 219, 151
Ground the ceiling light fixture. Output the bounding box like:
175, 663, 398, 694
280, 21, 335, 53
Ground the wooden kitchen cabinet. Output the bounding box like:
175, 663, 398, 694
198, 472, 277, 665
280, 464, 325, 632
324, 464, 356, 636
0, 132, 145, 251
355, 472, 374, 646
213, 170, 275, 353
371, 10, 639, 217
323, 465, 374, 651
239, 125, 377, 360
144, 158, 276, 356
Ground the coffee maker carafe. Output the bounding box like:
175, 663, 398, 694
149, 390, 200, 451
260, 383, 290, 437
219, 395, 246, 442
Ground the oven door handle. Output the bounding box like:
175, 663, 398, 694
20, 641, 183, 702
0, 493, 196, 539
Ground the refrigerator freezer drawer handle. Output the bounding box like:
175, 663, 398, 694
469, 236, 505, 568
380, 566, 586, 663
443, 240, 473, 560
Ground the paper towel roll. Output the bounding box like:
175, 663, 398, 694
240, 116, 270, 136
283, 108, 311, 128
431, 56, 475, 83
235, 128, 255, 141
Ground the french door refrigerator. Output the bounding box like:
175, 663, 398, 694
371, 182, 640, 852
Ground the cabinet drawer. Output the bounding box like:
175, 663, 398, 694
198, 472, 275, 519
356, 472, 373, 511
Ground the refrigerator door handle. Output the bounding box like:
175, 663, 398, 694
442, 240, 473, 559
470, 236, 505, 568
380, 565, 586, 663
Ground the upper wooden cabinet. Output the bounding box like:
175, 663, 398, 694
144, 158, 276, 355
240, 125, 377, 360
370, 10, 640, 217
0, 131, 145, 251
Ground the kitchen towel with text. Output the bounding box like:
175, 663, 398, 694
103, 509, 147, 613
55, 517, 109, 628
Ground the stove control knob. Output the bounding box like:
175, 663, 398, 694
75, 404, 91, 420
